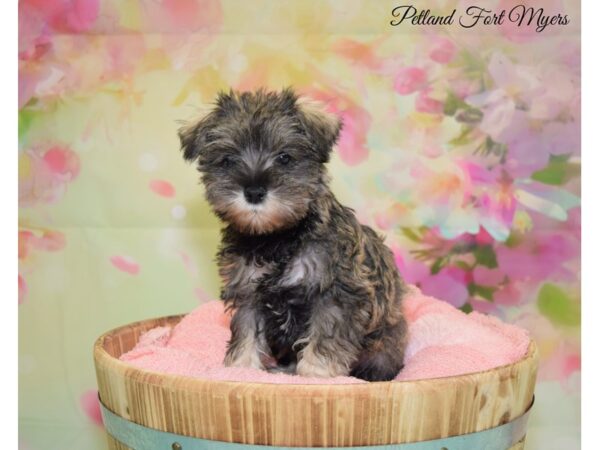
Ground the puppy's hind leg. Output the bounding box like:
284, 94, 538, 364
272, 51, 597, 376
350, 322, 407, 382
350, 348, 404, 381
224, 306, 270, 370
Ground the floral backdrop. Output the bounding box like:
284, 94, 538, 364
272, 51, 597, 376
18, 1, 581, 449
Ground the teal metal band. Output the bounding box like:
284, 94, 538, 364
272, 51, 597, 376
100, 396, 533, 450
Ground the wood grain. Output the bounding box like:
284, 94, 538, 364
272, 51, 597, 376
94, 315, 538, 448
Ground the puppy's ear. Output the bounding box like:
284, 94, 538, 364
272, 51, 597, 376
179, 91, 240, 162
297, 98, 342, 163
178, 113, 216, 162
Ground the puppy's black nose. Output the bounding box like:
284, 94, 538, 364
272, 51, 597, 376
244, 186, 267, 204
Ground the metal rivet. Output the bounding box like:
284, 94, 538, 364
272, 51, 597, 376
172, 443, 182, 450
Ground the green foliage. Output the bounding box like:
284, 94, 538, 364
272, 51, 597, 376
531, 154, 580, 186
453, 49, 488, 76
468, 283, 496, 301
19, 109, 36, 140
504, 232, 523, 248
430, 256, 448, 275
443, 91, 469, 116
473, 245, 498, 268
449, 126, 473, 147
474, 136, 507, 160
454, 260, 473, 271
537, 283, 580, 327
459, 302, 474, 314
401, 227, 423, 243
455, 108, 483, 124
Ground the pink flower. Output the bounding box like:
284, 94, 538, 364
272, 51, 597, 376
80, 389, 103, 426
479, 189, 516, 237
374, 204, 409, 230
497, 0, 564, 43
299, 89, 371, 166
537, 342, 581, 388
415, 88, 444, 114
149, 180, 176, 198
19, 146, 80, 207
466, 89, 516, 142
333, 39, 382, 70
470, 297, 498, 314
474, 227, 495, 246
21, 0, 100, 34
19, 275, 27, 305
496, 232, 578, 282
394, 250, 469, 307
472, 266, 524, 306
393, 67, 427, 95
163, 0, 202, 29
472, 266, 505, 286
493, 282, 524, 306
420, 268, 469, 308
110, 255, 140, 275
336, 108, 371, 165
19, 230, 66, 259
393, 250, 430, 285
502, 112, 580, 176
19, 71, 37, 109
104, 35, 147, 79
18, 5, 52, 61
429, 38, 456, 64
465, 52, 538, 140
43, 146, 80, 177
141, 0, 222, 32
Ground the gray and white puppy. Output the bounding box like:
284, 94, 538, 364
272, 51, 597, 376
179, 88, 407, 381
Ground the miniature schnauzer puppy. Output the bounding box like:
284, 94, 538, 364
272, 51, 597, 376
179, 88, 408, 381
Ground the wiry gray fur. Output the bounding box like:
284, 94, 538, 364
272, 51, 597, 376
179, 88, 408, 381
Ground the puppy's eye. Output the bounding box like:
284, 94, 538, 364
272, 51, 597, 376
220, 156, 233, 168
276, 152, 291, 165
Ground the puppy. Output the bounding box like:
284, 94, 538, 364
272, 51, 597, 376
179, 88, 408, 381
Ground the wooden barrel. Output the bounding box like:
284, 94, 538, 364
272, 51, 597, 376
94, 315, 539, 450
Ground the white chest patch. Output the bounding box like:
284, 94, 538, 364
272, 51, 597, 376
281, 249, 323, 286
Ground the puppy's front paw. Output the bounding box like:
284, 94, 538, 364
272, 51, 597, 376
296, 347, 348, 378
224, 345, 264, 370
296, 358, 332, 378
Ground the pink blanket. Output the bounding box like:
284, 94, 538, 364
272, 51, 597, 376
120, 286, 530, 384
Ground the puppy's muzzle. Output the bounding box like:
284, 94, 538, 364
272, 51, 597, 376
244, 186, 267, 204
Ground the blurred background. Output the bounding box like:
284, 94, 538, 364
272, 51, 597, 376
19, 1, 580, 449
